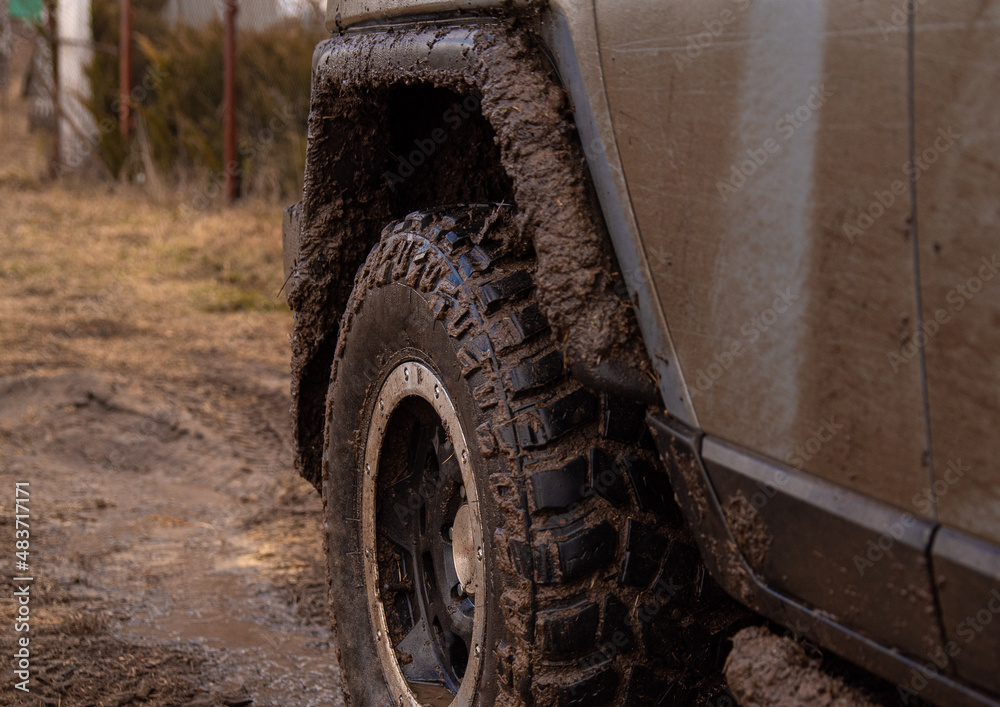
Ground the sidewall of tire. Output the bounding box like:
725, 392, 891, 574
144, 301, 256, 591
324, 278, 504, 707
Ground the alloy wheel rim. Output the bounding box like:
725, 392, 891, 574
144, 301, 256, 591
361, 360, 485, 707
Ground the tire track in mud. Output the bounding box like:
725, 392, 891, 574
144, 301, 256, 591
0, 368, 344, 707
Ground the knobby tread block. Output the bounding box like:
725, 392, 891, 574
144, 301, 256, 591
480, 269, 533, 312
442, 229, 469, 252
621, 665, 678, 707
588, 448, 628, 507
640, 612, 684, 670
545, 665, 620, 707
599, 595, 634, 651
620, 518, 667, 588
458, 246, 493, 278
556, 521, 617, 583
537, 599, 600, 656
660, 541, 699, 600
514, 388, 597, 448
541, 389, 598, 440
600, 394, 648, 444
508, 538, 534, 578
621, 455, 684, 526
530, 456, 588, 511
508, 302, 549, 342
490, 305, 550, 353
510, 350, 565, 396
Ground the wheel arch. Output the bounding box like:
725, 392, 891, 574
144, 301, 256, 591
286, 20, 652, 490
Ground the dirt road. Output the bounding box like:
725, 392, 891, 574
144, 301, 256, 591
0, 80, 344, 705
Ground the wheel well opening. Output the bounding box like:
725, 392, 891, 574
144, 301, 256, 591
294, 81, 515, 491
383, 83, 515, 216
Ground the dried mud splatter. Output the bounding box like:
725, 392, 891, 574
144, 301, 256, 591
725, 626, 881, 707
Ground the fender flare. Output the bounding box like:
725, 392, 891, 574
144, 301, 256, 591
286, 20, 654, 487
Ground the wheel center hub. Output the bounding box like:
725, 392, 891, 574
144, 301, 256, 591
452, 504, 477, 595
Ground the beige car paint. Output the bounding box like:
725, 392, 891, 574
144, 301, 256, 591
596, 0, 932, 516
915, 0, 1000, 545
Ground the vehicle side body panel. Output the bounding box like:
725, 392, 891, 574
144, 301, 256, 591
703, 436, 940, 658
648, 413, 997, 707
595, 0, 932, 517
914, 0, 1000, 546
933, 529, 1000, 694
914, 1, 1000, 692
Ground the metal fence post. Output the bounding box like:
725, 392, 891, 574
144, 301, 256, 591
119, 0, 131, 139
224, 0, 238, 203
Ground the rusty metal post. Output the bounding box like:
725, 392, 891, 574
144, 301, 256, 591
1, 0, 9, 142
223, 0, 238, 203
119, 0, 132, 139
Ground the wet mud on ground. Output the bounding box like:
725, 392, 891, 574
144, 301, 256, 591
0, 368, 344, 707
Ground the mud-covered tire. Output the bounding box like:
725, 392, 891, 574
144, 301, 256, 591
323, 205, 740, 707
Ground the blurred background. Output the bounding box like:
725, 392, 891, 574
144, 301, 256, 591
1, 0, 325, 202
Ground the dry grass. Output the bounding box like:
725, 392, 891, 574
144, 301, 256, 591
0, 71, 293, 382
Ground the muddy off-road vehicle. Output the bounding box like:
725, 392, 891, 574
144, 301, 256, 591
281, 1, 1000, 705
